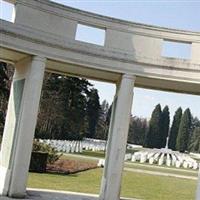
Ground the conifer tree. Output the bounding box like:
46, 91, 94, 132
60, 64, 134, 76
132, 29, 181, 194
160, 106, 170, 148
168, 107, 182, 150
189, 127, 200, 153
145, 104, 162, 148
86, 89, 100, 138
176, 108, 192, 152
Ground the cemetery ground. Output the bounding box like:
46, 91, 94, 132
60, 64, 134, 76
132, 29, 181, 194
27, 152, 198, 200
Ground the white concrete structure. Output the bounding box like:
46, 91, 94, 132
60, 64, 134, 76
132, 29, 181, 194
0, 56, 46, 198
0, 0, 200, 199
99, 74, 135, 200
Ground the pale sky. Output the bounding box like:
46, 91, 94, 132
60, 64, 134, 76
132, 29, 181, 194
1, 0, 200, 121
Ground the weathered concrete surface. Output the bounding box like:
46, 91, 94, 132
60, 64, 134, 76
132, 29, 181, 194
0, 56, 46, 197
99, 75, 135, 200
1, 0, 200, 94
0, 189, 139, 200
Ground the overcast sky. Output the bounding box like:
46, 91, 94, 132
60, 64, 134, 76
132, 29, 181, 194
1, 0, 200, 121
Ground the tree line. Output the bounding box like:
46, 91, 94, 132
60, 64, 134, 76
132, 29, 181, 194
0, 63, 111, 141
144, 104, 200, 153
0, 62, 200, 153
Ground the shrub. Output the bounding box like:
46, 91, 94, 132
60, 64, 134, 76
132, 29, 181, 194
32, 140, 62, 164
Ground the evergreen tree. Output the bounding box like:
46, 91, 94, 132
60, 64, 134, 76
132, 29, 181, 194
168, 107, 182, 150
145, 104, 162, 148
128, 116, 148, 145
95, 101, 111, 140
86, 89, 100, 138
160, 106, 170, 148
176, 108, 192, 152
189, 127, 200, 153
188, 117, 200, 152
36, 73, 93, 140
189, 117, 200, 146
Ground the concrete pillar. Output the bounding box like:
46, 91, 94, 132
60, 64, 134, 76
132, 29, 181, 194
0, 55, 46, 198
196, 167, 200, 200
99, 74, 135, 200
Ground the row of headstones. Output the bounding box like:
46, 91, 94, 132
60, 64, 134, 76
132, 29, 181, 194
39, 138, 107, 153
39, 138, 144, 154
131, 150, 199, 170
40, 139, 83, 153
82, 138, 106, 152
83, 139, 142, 152
97, 153, 132, 167
98, 152, 199, 170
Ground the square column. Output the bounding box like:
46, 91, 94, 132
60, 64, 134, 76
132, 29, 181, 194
196, 171, 200, 200
99, 74, 136, 200
0, 56, 46, 198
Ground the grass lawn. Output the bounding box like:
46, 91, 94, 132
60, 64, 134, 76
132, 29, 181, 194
28, 168, 197, 200
124, 163, 198, 177
78, 150, 105, 158
28, 170, 101, 195
60, 154, 97, 163
126, 148, 142, 154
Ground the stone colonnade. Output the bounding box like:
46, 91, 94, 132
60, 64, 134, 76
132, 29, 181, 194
0, 56, 135, 200
1, 55, 200, 200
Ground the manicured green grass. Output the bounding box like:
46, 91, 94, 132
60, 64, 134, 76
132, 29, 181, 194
121, 170, 197, 200
124, 163, 198, 177
60, 154, 97, 163
28, 168, 197, 200
75, 150, 106, 158
126, 148, 141, 154
28, 169, 101, 194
